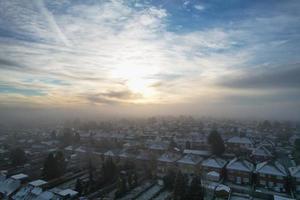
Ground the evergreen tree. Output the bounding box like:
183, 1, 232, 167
132, 173, 138, 187
51, 130, 57, 140
55, 151, 66, 176
74, 132, 81, 143
185, 141, 191, 149
42, 151, 66, 180
102, 158, 117, 183
173, 170, 186, 200
75, 179, 83, 196
163, 169, 176, 190
128, 173, 133, 188
10, 147, 26, 166
43, 153, 57, 180
61, 127, 73, 146
208, 130, 225, 156
186, 176, 203, 200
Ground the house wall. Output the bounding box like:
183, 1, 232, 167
178, 163, 200, 175
227, 169, 252, 185
291, 177, 300, 193
256, 173, 287, 192
227, 143, 252, 152
202, 166, 222, 177
156, 161, 177, 177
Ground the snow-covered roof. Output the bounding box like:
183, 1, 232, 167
148, 142, 168, 151
273, 195, 296, 200
251, 145, 272, 157
0, 178, 21, 196
177, 154, 203, 165
206, 182, 230, 193
29, 179, 47, 187
289, 166, 300, 178
207, 171, 220, 178
226, 158, 254, 172
75, 146, 86, 153
11, 173, 28, 180
136, 151, 151, 161
255, 161, 288, 176
104, 150, 115, 156
64, 145, 73, 151
119, 150, 135, 158
183, 149, 210, 156
227, 136, 253, 144
34, 191, 57, 200
31, 187, 43, 196
158, 152, 181, 163
58, 189, 78, 197
202, 157, 227, 168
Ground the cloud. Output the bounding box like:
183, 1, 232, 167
0, 0, 300, 119
219, 63, 300, 89
84, 90, 142, 105
194, 4, 205, 11
0, 57, 24, 70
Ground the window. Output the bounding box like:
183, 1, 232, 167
276, 183, 283, 188
269, 181, 274, 187
228, 175, 234, 181
243, 178, 249, 183
277, 176, 283, 180
260, 180, 266, 185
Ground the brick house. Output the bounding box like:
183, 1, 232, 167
226, 157, 254, 185
251, 144, 273, 163
226, 136, 253, 153
201, 157, 227, 181
255, 160, 288, 192
176, 153, 203, 175
156, 152, 181, 177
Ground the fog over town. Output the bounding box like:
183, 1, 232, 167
0, 0, 300, 200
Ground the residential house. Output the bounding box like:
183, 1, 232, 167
0, 173, 28, 199
156, 152, 181, 177
255, 161, 288, 192
251, 144, 273, 163
201, 157, 227, 181
12, 179, 47, 199
176, 154, 203, 175
226, 158, 254, 185
183, 149, 211, 158
226, 136, 253, 153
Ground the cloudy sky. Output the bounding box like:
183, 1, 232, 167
0, 0, 300, 121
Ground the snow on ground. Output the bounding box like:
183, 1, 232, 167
152, 190, 171, 200
118, 181, 153, 200
136, 184, 163, 200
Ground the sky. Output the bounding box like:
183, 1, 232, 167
0, 0, 300, 122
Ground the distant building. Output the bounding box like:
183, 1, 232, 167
226, 136, 253, 153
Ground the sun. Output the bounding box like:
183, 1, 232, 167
110, 65, 157, 100
127, 78, 154, 98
